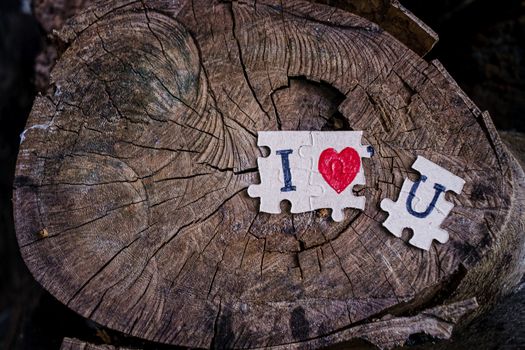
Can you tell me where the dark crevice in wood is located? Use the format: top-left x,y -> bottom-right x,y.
270,85 -> 284,130
477,113 -> 507,172
210,298 -> 223,350
259,0 -> 384,33
377,263 -> 469,319
228,2 -> 272,121
322,111 -> 353,131
65,229 -> 146,306
21,199 -> 148,248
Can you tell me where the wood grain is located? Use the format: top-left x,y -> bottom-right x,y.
61,338 -> 131,350
311,0 -> 438,56
14,0 -> 524,348
32,0 -> 437,92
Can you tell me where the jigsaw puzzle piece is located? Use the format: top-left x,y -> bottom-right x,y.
248,131 -> 321,215
379,156 -> 465,250
379,179 -> 413,237
300,131 -> 373,222
247,158 -> 283,213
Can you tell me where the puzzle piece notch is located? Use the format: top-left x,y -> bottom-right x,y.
380,156 -> 465,250
300,131 -> 373,222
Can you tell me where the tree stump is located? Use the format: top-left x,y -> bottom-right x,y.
14,0 -> 525,349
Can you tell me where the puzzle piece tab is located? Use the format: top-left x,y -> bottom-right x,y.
380,156 -> 465,250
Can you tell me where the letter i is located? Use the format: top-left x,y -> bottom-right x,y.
276,149 -> 296,192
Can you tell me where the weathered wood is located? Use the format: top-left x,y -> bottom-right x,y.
32,0 -> 437,92
61,338 -> 131,350
33,0 -> 93,92
407,283 -> 525,350
400,132 -> 525,350
14,0 -> 524,349
275,298 -> 479,349
312,0 -> 438,56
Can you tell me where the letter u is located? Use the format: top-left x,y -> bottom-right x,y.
406,176 -> 446,218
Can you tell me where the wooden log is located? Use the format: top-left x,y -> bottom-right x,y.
14,0 -> 525,349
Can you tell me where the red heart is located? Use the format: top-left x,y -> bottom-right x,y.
318,147 -> 361,194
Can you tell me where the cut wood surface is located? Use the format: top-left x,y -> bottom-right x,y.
32,0 -> 437,92
14,0 -> 524,349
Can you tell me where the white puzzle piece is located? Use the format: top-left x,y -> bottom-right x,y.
247,131 -> 323,214
300,131 -> 372,221
380,156 -> 465,250
247,131 -> 372,221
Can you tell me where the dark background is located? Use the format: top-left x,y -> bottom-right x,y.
0,0 -> 523,349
